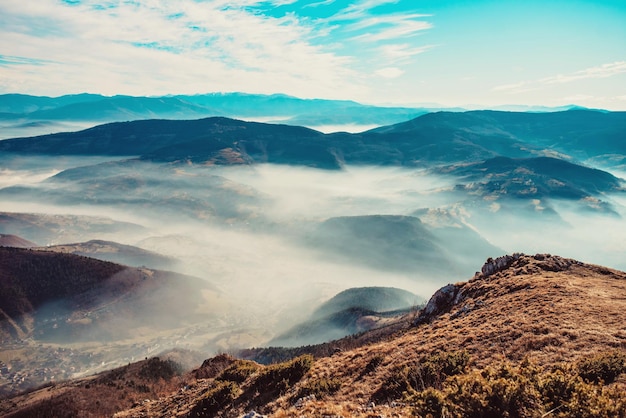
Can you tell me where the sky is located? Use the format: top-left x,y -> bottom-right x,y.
1,0 -> 625,109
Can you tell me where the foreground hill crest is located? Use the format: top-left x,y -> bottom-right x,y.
5,253 -> 624,417
418,253 -> 594,323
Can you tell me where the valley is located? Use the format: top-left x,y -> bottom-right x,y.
0,107 -> 625,416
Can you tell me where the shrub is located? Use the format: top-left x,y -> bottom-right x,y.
297,377 -> 342,399
538,365 -> 579,412
412,387 -> 450,418
418,350 -> 470,390
577,351 -> 626,384
372,350 -> 469,402
255,354 -> 314,394
217,360 -> 260,383
188,381 -> 239,417
443,363 -> 542,418
138,357 -> 183,381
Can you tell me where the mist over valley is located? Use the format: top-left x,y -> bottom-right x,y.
1,108 -> 625,403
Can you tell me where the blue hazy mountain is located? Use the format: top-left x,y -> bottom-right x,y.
2,109 -> 625,167
1,110 -> 623,214
0,92 -> 430,127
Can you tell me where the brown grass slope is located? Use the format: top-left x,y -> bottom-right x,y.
4,253 -> 626,417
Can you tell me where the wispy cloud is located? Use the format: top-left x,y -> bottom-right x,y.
543,61 -> 626,84
350,17 -> 432,42
0,55 -> 52,67
375,67 -> 404,79
0,0 -> 361,98
379,43 -> 432,62
304,0 -> 336,7
494,61 -> 626,93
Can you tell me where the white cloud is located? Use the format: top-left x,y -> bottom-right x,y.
375,67 -> 404,78
493,61 -> 626,94
542,61 -> 626,84
0,0 -> 362,98
379,43 -> 432,62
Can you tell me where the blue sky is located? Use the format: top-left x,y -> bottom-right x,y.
0,0 -> 625,109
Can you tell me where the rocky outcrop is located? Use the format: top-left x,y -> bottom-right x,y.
416,253 -> 582,325
476,253 -> 524,279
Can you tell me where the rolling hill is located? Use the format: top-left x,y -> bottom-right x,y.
308,214 -> 502,277
0,212 -> 147,245
269,287 -> 422,347
0,234 -> 38,248
1,110 -> 625,168
0,247 -> 221,344
36,239 -> 180,271
2,253 -> 624,417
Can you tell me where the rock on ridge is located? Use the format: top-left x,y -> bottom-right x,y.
477,253 -> 524,278
416,253 -> 581,325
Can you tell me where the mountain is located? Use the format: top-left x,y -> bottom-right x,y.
309,215 -> 451,273
0,161 -> 266,223
269,287 -> 422,347
36,240 -> 180,270
3,254 -> 625,417
436,156 -> 625,213
2,110 -> 625,170
0,211 -> 147,245
367,109 -> 626,163
0,234 -> 38,248
308,214 -> 503,277
0,246 -> 226,396
0,93 -> 430,131
0,117 -> 341,168
0,93 -> 104,114
0,247 -> 220,343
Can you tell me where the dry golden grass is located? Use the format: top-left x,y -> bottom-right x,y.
4,254 -> 626,417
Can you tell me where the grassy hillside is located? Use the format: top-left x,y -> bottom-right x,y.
3,253 -> 624,417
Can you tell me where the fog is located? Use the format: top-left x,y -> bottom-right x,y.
1,155 -> 626,384
0,121 -> 100,140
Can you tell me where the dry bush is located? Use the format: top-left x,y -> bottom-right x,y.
577,350 -> 626,384
296,377 -> 342,399
188,381 -> 240,417
216,360 -> 261,383
372,350 -> 469,402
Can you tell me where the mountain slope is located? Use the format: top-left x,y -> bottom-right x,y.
4,254 -> 625,417
0,234 -> 38,248
0,211 -> 147,245
37,239 -> 179,270
437,156 -> 625,214
0,247 -> 220,343
309,215 -> 451,273
2,110 -> 625,169
269,287 -> 421,347
367,109 -> 626,162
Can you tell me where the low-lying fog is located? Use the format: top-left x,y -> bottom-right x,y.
1,156 -> 625,367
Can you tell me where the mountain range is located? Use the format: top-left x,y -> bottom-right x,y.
0,93 -> 434,139
1,101 -> 626,417
1,109 -> 623,217
2,109 -> 625,167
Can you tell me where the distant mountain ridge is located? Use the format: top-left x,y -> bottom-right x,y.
0,93 -> 430,128
1,110 -> 624,214
2,109 -> 625,168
